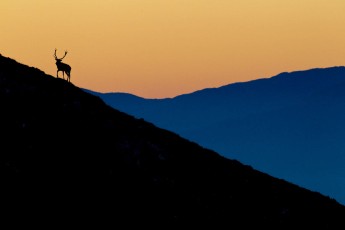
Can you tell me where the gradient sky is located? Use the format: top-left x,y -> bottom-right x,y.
2,0 -> 345,98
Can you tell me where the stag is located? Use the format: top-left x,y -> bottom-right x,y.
54,49 -> 71,82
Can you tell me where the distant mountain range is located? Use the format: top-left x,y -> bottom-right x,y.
86,66 -> 345,206
1,54 -> 345,227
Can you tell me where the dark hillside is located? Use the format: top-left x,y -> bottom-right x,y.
0,54 -> 344,228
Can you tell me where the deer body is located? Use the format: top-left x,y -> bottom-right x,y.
54,49 -> 71,82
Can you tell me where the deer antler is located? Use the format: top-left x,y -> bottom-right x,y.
61,50 -> 68,60
54,49 -> 68,60
53,48 -> 57,59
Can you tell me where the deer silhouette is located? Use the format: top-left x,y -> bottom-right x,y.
54,49 -> 71,82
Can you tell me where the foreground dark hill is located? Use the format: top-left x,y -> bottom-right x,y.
1,54 -> 345,228
89,67 -> 345,205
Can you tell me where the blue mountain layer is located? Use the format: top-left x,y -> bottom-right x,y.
86,66 -> 345,205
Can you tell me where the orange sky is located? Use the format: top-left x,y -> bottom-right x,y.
2,0 -> 345,98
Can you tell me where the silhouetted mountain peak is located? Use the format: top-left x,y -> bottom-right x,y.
181,66 -> 345,100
